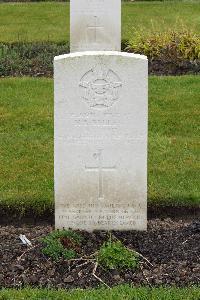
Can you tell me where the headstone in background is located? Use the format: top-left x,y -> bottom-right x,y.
54,52 -> 148,231
70,0 -> 121,52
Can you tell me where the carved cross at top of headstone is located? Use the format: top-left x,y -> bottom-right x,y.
85,149 -> 116,200
87,16 -> 104,43
70,0 -> 121,52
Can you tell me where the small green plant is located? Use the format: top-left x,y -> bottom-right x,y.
41,229 -> 82,261
97,240 -> 139,270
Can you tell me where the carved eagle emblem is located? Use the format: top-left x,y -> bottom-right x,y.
79,64 -> 122,109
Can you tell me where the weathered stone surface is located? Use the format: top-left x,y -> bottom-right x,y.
70,0 -> 121,52
54,51 -> 148,231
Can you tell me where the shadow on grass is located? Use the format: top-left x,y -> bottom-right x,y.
0,197 -> 199,225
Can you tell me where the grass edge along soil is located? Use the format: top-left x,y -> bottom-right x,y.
0,286 -> 200,300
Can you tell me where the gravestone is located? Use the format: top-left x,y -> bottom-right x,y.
54,51 -> 148,231
70,0 -> 121,52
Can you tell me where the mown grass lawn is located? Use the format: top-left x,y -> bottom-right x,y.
148,76 -> 199,206
0,76 -> 199,215
0,78 -> 54,215
0,1 -> 200,43
0,286 -> 200,300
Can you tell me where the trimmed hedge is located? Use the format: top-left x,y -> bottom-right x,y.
0,40 -> 199,77
127,29 -> 200,75
127,29 -> 200,61
0,42 -> 69,77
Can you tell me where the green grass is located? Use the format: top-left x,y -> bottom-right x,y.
0,286 -> 200,300
0,78 -> 54,215
148,76 -> 199,206
0,76 -> 199,216
0,2 -> 200,43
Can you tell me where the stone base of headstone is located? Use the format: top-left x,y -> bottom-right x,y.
54,51 -> 148,231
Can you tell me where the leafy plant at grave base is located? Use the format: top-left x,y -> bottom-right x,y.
97,240 -> 139,270
41,230 -> 82,261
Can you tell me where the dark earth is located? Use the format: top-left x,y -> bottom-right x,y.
0,218 -> 199,289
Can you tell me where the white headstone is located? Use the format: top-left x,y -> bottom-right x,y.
54,51 -> 148,231
70,0 -> 121,52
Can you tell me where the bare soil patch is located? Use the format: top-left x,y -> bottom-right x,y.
0,218 -> 199,289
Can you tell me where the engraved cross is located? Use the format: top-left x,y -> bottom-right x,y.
87,16 -> 104,42
85,149 -> 116,200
